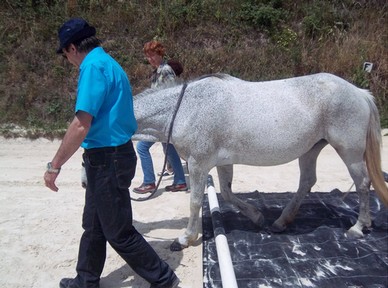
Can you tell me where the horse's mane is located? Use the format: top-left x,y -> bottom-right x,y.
134,73 -> 230,99
193,73 -> 230,82
134,81 -> 182,98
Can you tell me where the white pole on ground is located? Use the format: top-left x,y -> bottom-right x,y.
207,175 -> 238,288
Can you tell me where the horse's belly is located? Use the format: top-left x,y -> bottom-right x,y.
215,140 -> 316,166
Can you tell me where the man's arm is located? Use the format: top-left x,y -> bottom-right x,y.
44,111 -> 92,192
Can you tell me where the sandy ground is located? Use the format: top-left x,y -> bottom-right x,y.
0,130 -> 387,288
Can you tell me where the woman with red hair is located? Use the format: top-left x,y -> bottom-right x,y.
133,40 -> 188,194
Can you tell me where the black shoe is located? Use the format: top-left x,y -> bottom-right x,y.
59,278 -> 81,288
60,277 -> 99,288
150,276 -> 180,288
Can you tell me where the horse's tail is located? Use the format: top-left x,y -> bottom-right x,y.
364,90 -> 388,206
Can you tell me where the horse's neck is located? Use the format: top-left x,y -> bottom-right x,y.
133,87 -> 178,142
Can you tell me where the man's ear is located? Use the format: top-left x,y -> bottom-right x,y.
63,44 -> 74,54
68,43 -> 77,53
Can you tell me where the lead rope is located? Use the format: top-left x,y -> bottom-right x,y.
131,82 -> 189,202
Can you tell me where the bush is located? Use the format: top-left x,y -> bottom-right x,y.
301,1 -> 350,40
239,2 -> 285,32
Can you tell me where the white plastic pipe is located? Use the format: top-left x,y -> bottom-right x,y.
207,175 -> 238,288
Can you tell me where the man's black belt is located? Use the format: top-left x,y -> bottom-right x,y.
84,140 -> 132,154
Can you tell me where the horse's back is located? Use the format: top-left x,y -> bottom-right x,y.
198,73 -> 373,130
177,73 -> 375,166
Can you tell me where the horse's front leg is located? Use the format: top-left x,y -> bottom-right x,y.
217,165 -> 264,227
170,162 -> 208,251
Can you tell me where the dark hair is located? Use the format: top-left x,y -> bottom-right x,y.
168,59 -> 184,76
65,36 -> 101,54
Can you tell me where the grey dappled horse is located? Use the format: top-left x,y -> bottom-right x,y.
133,73 -> 388,251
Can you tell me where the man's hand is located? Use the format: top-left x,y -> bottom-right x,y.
44,171 -> 60,192
43,111 -> 92,192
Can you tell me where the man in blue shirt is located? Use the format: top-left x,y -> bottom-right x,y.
44,18 -> 179,288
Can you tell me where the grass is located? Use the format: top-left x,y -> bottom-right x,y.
0,0 -> 387,138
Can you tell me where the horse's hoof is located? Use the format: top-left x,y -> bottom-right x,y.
253,214 -> 265,228
346,226 -> 364,238
170,239 -> 187,251
270,221 -> 286,233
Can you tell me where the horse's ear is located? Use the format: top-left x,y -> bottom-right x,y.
168,59 -> 183,76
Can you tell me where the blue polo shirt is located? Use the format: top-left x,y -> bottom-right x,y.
76,47 -> 137,149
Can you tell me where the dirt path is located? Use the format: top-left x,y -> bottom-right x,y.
0,130 -> 387,287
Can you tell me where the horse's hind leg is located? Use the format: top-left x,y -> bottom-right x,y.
272,140 -> 328,232
338,150 -> 371,237
217,165 -> 265,227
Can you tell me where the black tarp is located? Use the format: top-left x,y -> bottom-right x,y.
202,190 -> 388,288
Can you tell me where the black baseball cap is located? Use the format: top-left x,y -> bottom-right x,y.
56,18 -> 96,54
